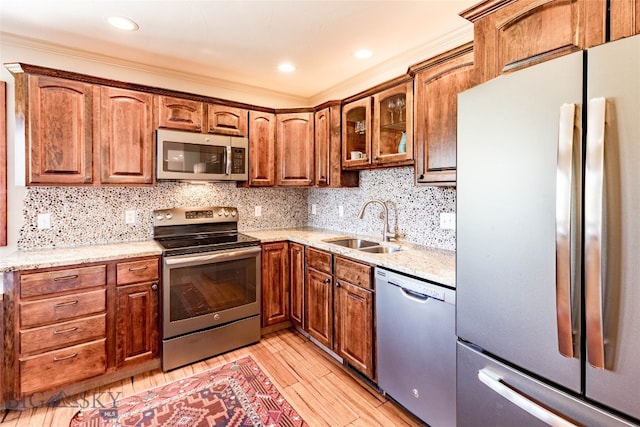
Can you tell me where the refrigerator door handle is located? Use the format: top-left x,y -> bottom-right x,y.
584,97 -> 607,369
478,369 -> 579,427
555,103 -> 577,358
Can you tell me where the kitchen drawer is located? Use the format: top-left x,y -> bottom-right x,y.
20,264 -> 107,298
334,256 -> 372,290
20,289 -> 106,328
306,247 -> 332,274
20,313 -> 106,355
116,257 -> 159,286
19,338 -> 106,395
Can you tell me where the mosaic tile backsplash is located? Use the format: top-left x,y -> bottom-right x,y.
19,182 -> 308,250
308,167 -> 456,250
19,167 -> 455,251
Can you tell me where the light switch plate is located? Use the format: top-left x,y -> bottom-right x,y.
312,204 -> 317,215
338,205 -> 344,217
254,206 -> 262,217
37,213 -> 51,229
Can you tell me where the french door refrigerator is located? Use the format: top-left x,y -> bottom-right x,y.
456,34 -> 640,426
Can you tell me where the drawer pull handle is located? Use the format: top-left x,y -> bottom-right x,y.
53,274 -> 79,282
53,353 -> 78,362
53,327 -> 78,335
128,265 -> 149,272
54,300 -> 79,308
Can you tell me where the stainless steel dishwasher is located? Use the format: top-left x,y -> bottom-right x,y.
376,267 -> 456,427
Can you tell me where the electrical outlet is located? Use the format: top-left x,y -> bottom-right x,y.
312,204 -> 317,215
440,212 -> 456,230
338,205 -> 344,217
254,206 -> 262,217
37,213 -> 51,230
125,210 -> 136,224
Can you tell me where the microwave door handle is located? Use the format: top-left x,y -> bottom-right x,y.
226,145 -> 232,175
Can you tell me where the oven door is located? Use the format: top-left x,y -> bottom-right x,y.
162,246 -> 261,339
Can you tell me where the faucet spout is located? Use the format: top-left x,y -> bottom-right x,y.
357,199 -> 390,241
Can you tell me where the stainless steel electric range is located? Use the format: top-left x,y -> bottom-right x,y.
153,206 -> 261,371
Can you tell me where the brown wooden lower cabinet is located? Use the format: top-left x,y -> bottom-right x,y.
302,246 -> 375,380
2,255 -> 161,408
261,241 -> 290,327
334,278 -> 374,379
289,242 -> 305,328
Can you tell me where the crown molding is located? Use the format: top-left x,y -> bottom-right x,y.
309,25 -> 474,105
0,32 -> 307,107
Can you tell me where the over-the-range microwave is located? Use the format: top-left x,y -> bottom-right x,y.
156,129 -> 248,181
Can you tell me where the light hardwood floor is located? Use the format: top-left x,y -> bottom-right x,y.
0,328 -> 425,426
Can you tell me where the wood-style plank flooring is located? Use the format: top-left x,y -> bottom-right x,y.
0,328 -> 425,426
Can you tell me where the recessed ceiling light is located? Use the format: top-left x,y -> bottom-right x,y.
354,49 -> 373,59
278,62 -> 295,73
108,16 -> 139,31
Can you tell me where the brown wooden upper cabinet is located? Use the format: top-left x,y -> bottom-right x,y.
157,95 -> 204,132
342,81 -> 413,170
412,43 -> 475,186
461,0 -> 608,83
10,66 -> 155,186
97,87 -> 154,185
158,95 -> 249,137
314,105 -> 358,188
248,110 -> 276,186
610,0 -> 640,41
276,112 -> 314,186
20,74 -> 94,185
207,104 -> 248,136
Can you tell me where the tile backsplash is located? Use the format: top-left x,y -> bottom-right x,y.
19,167 -> 455,251
309,167 -> 456,250
19,182 -> 308,250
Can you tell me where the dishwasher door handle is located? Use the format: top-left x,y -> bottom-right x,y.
400,288 -> 431,302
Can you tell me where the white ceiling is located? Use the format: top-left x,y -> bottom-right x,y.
0,0 -> 477,102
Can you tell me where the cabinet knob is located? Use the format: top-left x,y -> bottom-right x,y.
419,174 -> 424,180
151,283 -> 158,291
335,282 -> 341,288
323,278 -> 331,284
210,127 -> 215,132
195,124 -> 201,130
84,176 -> 91,182
373,156 -> 378,161
145,176 -> 151,183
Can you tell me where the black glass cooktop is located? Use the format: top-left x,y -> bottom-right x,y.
156,232 -> 260,256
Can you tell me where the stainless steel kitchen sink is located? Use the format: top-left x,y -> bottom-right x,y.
359,245 -> 402,254
323,237 -> 402,254
323,238 -> 379,249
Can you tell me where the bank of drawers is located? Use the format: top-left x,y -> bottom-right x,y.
17,264 -> 107,394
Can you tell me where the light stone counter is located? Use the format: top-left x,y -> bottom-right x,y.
0,240 -> 163,273
245,227 -> 456,288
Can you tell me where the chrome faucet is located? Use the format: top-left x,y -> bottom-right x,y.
357,199 -> 391,241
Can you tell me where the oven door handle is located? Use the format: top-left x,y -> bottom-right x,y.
164,246 -> 261,267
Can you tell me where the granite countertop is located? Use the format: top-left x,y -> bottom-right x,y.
245,228 -> 456,288
0,228 -> 455,288
0,240 -> 164,273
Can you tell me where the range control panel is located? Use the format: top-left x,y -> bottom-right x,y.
153,206 -> 238,226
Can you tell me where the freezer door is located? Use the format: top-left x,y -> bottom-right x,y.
584,34 -> 640,420
457,342 -> 638,427
457,51 -> 583,392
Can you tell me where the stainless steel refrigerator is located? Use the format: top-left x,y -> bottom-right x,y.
456,34 -> 640,426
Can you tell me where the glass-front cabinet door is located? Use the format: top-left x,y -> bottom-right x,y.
372,82 -> 413,165
341,97 -> 371,168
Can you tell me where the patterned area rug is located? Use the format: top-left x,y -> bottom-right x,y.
69,356 -> 308,427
